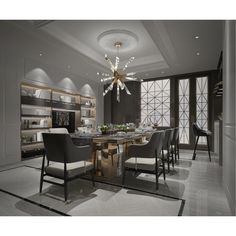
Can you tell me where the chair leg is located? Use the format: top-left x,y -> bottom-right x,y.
39,154 -> 45,193
171,150 -> 174,168
174,145 -> 177,163
155,168 -> 159,190
167,153 -> 170,173
207,136 -> 211,162
64,180 -> 68,202
192,136 -> 199,160
122,168 -> 126,186
177,141 -> 180,160
162,158 -> 166,181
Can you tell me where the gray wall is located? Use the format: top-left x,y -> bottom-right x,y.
0,21 -> 104,166
223,20 -> 236,215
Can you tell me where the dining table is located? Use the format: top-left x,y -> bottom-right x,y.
70,130 -> 155,177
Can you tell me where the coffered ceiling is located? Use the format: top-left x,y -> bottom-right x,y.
14,20 -> 223,82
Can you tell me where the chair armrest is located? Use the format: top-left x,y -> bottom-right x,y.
128,143 -> 154,158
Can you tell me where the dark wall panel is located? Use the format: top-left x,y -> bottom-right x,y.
104,81 -> 140,125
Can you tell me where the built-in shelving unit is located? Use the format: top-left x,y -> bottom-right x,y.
80,96 -> 96,129
20,83 -> 96,159
21,84 -> 52,159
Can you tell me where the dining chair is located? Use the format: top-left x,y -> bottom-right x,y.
171,127 -> 180,162
40,133 -> 95,202
161,128 -> 175,173
122,131 -> 165,190
192,123 -> 212,161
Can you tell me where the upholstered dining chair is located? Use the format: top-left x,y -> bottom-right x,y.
122,131 -> 165,190
192,123 -> 212,161
171,127 -> 180,162
40,133 -> 95,202
161,128 -> 175,172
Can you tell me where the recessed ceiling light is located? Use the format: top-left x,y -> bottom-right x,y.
39,53 -> 43,57
161,71 -> 165,74
97,72 -> 100,75
195,35 -> 199,39
196,52 -> 200,56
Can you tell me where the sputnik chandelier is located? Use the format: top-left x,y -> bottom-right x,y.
100,42 -> 138,102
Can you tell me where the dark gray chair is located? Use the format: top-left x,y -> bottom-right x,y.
192,123 -> 212,161
40,133 -> 95,202
161,128 -> 175,172
171,127 -> 180,162
122,131 -> 165,190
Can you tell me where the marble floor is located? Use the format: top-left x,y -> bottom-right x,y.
0,149 -> 232,216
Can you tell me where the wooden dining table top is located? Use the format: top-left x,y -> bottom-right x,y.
71,130 -> 154,145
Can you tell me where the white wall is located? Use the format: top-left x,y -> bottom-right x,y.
223,20 -> 236,215
0,21 -> 104,166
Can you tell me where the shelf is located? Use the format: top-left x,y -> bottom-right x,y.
81,116 -> 96,119
21,96 -> 51,107
21,114 -> 51,118
21,128 -> 50,131
81,106 -> 96,109
51,100 -> 80,110
22,141 -> 43,146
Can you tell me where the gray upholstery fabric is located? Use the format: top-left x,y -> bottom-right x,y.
125,157 -> 161,171
192,123 -> 212,137
127,131 -> 162,158
171,128 -> 179,145
42,133 -> 92,163
125,131 -> 164,170
45,161 -> 93,178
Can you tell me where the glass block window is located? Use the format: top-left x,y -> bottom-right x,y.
141,79 -> 170,126
196,76 -> 208,144
178,79 -> 190,144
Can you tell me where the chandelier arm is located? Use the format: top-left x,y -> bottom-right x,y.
105,54 -> 115,72
101,77 -> 113,82
114,56 -> 120,70
103,80 -> 115,96
117,79 -> 125,90
117,82 -> 120,102
125,77 -> 138,81
122,56 -> 135,71
123,84 -> 132,95
126,72 -> 136,76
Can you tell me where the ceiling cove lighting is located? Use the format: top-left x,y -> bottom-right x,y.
100,41 -> 138,102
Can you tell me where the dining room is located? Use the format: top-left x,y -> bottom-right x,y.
0,12 -> 235,221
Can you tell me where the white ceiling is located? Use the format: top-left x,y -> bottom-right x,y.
14,20 -> 223,82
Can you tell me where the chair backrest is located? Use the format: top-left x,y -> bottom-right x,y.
42,133 -> 73,163
128,131 -> 160,158
192,123 -> 201,136
144,131 -> 160,155
171,127 -> 179,145
49,128 -> 69,134
155,131 -> 165,156
162,129 -> 173,150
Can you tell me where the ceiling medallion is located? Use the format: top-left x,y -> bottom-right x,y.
99,40 -> 138,102
97,29 -> 139,53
